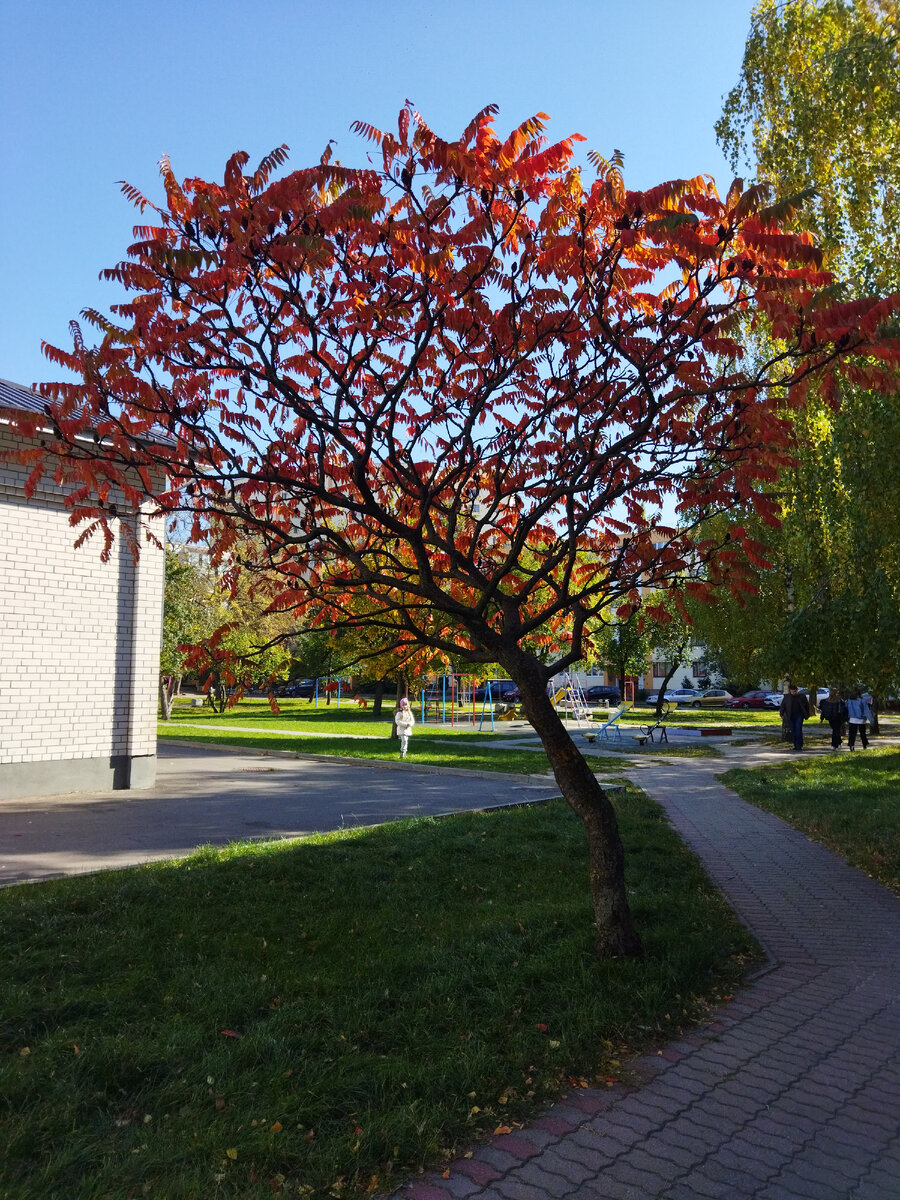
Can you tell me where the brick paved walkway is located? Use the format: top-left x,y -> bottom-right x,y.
391,748 -> 900,1199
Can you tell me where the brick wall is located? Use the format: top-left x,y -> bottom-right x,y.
0,426 -> 164,792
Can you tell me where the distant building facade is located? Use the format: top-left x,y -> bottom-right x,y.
0,378 -> 165,799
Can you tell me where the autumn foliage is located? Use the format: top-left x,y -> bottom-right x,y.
19,105 -> 900,954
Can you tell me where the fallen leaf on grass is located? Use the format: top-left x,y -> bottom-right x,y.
226,1148 -> 238,1160
493,1125 -> 512,1136
270,1121 -> 283,1132
221,1029 -> 241,1038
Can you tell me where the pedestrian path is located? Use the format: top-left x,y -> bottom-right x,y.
391,746 -> 900,1199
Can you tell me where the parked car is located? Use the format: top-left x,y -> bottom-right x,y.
279,678 -> 317,698
645,688 -> 699,706
684,688 -> 734,708
473,680 -> 521,703
584,684 -> 621,704
726,690 -> 770,710
764,687 -> 831,708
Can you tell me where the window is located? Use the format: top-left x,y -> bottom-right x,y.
651,661 -> 669,678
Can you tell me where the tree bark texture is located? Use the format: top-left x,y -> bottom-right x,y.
159,677 -> 175,720
655,661 -> 682,718
512,666 -> 642,958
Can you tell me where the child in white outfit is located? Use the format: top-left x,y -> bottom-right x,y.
394,697 -> 415,758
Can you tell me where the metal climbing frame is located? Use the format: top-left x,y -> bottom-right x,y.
417,674 -> 497,732
554,673 -> 592,729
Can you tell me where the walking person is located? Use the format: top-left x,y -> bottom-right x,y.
819,689 -> 848,750
846,690 -> 873,750
780,684 -> 810,751
394,696 -> 415,759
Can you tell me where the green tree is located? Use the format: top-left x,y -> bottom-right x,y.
167,551 -> 293,713
718,0 -> 900,294
716,0 -> 900,714
594,611 -> 652,699
160,548 -> 217,718
643,593 -> 697,715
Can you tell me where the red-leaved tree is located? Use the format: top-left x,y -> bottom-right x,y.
18,106 -> 900,955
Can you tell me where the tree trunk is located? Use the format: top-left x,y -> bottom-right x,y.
871,696 -> 880,736
159,676 -> 175,720
390,676 -> 406,741
511,663 -> 642,958
208,680 -> 229,714
372,679 -> 384,719
655,661 -> 681,718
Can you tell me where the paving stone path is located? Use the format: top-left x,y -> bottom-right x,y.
392,746 -> 900,1200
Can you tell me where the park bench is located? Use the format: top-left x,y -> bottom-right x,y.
631,702 -> 671,746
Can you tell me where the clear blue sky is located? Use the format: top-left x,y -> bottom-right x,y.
0,0 -> 757,390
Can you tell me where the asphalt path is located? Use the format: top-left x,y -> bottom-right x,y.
0,741 -> 557,886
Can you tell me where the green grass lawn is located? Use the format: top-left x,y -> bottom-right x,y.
164,695 -> 778,734
160,725 -> 558,776
622,706 -> 774,728
159,721 -> 723,773
164,697 -> 516,740
722,748 -> 900,894
0,791 -> 757,1200
158,697 -> 762,776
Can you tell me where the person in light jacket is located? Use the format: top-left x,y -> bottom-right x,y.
846,690 -> 872,750
394,696 -> 415,758
819,689 -> 848,751
780,685 -> 810,751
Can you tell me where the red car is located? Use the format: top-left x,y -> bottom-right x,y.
726,690 -> 770,709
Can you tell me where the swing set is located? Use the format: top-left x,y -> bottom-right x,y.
416,674 -> 518,733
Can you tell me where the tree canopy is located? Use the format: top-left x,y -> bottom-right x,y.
714,1 -> 900,700
18,105 -> 900,954
718,0 -> 900,295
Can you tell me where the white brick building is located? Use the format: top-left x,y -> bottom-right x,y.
0,378 -> 165,798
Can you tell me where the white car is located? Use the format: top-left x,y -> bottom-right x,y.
765,687 -> 831,708
645,688 -> 699,705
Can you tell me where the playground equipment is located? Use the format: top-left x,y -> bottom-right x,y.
308,678 -> 347,707
417,674 -> 501,732
582,702 -> 632,743
553,674 -> 592,727
633,701 -> 671,745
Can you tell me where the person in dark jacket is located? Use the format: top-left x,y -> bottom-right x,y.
819,689 -> 848,750
780,685 -> 810,750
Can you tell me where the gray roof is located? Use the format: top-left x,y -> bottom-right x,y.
0,376 -> 175,447
0,377 -> 51,416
